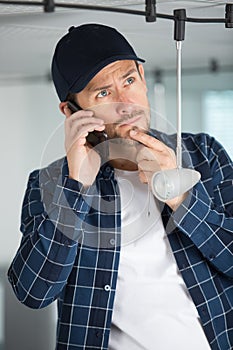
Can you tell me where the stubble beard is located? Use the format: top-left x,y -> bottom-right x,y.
104,109 -> 150,142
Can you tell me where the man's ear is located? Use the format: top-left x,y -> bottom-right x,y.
138,64 -> 148,94
59,102 -> 73,118
138,64 -> 146,85
59,102 -> 67,115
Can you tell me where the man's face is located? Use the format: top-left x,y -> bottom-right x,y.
76,60 -> 150,139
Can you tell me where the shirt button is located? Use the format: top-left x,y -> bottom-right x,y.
105,166 -> 111,173
209,254 -> 215,260
109,238 -> 115,246
104,284 -> 111,292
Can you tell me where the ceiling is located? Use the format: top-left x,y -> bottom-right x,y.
0,0 -> 233,83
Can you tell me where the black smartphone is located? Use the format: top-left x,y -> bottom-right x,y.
67,101 -> 108,147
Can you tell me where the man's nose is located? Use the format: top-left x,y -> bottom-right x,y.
115,102 -> 135,115
114,91 -> 134,115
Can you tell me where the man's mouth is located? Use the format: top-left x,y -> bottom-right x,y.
103,109 -> 148,141
118,110 -> 144,127
119,116 -> 141,128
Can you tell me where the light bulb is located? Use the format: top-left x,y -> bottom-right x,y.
151,168 -> 201,202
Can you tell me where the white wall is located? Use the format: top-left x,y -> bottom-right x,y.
0,81 -> 61,350
147,71 -> 233,134
0,82 -> 62,265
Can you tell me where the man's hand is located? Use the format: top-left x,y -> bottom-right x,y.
130,129 -> 187,210
64,105 -> 105,187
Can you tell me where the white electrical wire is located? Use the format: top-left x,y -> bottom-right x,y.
176,40 -> 182,169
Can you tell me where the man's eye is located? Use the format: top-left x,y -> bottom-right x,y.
126,77 -> 135,85
97,90 -> 108,98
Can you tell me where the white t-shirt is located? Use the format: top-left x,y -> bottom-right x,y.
108,169 -> 210,350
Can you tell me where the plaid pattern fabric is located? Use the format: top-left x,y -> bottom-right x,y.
8,131 -> 233,350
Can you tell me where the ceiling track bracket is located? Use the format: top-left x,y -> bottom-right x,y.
145,0 -> 156,22
225,4 -> 233,28
44,0 -> 54,12
0,1 -> 232,28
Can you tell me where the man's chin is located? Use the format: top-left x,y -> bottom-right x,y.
108,129 -> 135,145
116,124 -> 148,139
108,138 -> 139,147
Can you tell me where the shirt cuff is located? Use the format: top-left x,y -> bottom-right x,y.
46,175 -> 97,242
171,182 -> 212,243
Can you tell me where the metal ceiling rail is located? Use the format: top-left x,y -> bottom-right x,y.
0,0 -> 232,27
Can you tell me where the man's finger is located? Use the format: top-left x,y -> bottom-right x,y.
136,147 -> 158,163
130,129 -> 164,151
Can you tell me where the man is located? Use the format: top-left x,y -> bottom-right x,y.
8,24 -> 233,350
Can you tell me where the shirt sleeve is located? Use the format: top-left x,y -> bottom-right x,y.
171,134 -> 233,278
7,164 -> 93,309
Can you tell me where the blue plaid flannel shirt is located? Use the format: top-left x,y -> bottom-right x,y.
8,131 -> 233,349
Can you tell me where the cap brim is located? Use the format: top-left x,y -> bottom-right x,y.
69,55 -> 145,96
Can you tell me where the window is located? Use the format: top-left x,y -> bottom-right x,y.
203,90 -> 233,159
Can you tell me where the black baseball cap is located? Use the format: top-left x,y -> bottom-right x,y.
51,23 -> 145,101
